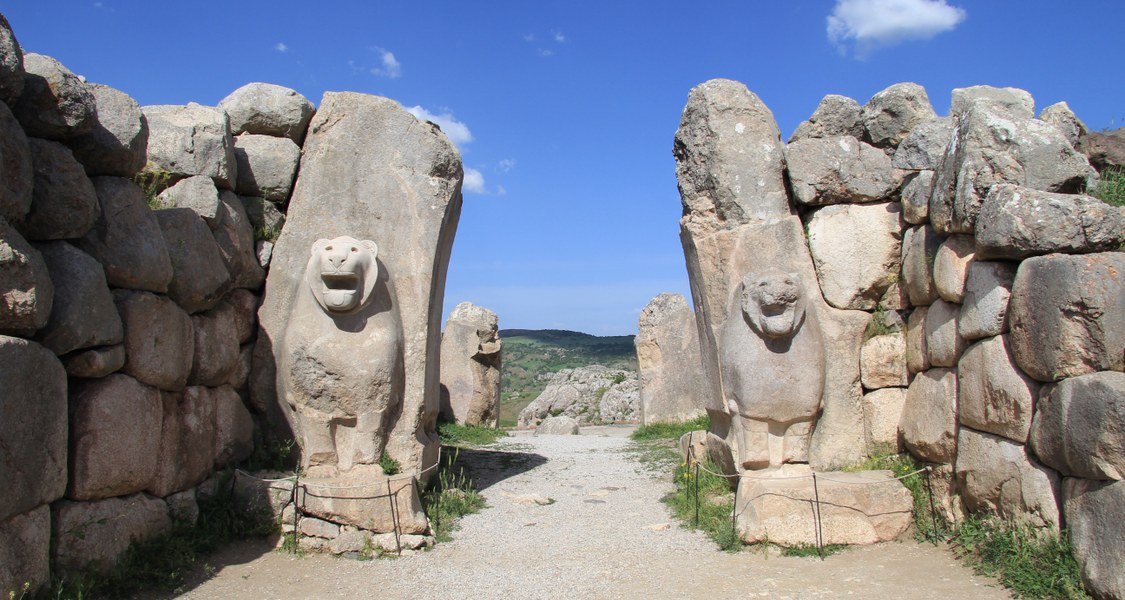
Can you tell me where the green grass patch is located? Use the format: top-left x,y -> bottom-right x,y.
436,421 -> 508,447
780,543 -> 847,558
1087,166 -> 1125,207
951,516 -> 1088,600
630,414 -> 710,442
663,460 -> 740,552
133,167 -> 172,211
379,452 -> 401,475
422,448 -> 486,543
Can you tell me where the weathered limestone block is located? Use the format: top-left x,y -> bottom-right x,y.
0,337 -> 67,522
950,86 -> 1034,120
932,235 -> 975,303
439,301 -> 501,427
300,473 -> 429,534
114,290 -> 194,390
1008,253 -> 1125,382
33,241 -> 122,356
219,82 -> 316,144
929,101 -> 1096,235
925,300 -> 965,368
959,261 -> 1016,341
1031,372 -> 1125,480
233,133 -> 300,202
22,138 -> 98,240
189,304 -> 240,386
142,103 -> 237,189
69,374 -> 163,500
807,201 -> 903,309
149,387 -> 215,497
1078,127 -> 1125,172
215,190 -> 265,290
213,385 -> 254,468
52,494 -> 171,576
78,176 -> 173,292
958,335 -> 1040,443
634,293 -> 707,425
861,82 -> 938,149
156,207 -> 231,313
901,224 -> 942,306
735,465 -> 913,545
901,170 -> 933,225
0,506 -> 49,598
64,82 -> 148,176
222,288 -> 258,344
1039,102 -> 1087,148
673,79 -> 790,226
722,269 -> 824,469
861,333 -> 907,389
535,415 -> 580,435
956,427 -> 1060,527
0,218 -> 52,333
298,516 -> 340,539
863,387 -> 906,453
62,344 -> 125,378
788,94 -> 864,142
892,117 -> 953,170
788,136 -> 903,206
0,101 -> 33,223
905,306 -> 930,374
976,184 -> 1125,260
12,54 -> 94,139
255,92 -> 462,480
901,368 -> 958,464
241,195 -> 285,234
879,280 -> 910,311
0,14 -> 23,105
157,174 -> 222,227
1064,479 -> 1125,600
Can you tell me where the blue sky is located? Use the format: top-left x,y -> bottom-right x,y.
6,1 -> 1123,335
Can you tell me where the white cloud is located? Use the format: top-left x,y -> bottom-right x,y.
404,106 -> 473,146
498,158 -> 516,173
522,33 -> 536,42
537,48 -> 554,58
827,0 -> 966,58
463,167 -> 486,195
370,47 -> 401,78
275,42 -> 289,53
553,31 -> 566,43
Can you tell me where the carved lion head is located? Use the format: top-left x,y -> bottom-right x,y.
305,236 -> 380,314
740,268 -> 807,339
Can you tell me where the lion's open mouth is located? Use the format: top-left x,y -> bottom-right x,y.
759,302 -> 796,337
321,272 -> 360,310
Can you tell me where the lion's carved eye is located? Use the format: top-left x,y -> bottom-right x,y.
325,246 -> 333,252
351,247 -> 358,252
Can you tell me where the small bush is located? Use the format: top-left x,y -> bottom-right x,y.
1087,166 -> 1125,207
951,516 -> 1088,600
422,448 -> 486,543
630,414 -> 710,442
379,452 -> 401,475
436,421 -> 508,447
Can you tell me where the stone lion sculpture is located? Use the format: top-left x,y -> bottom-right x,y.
720,268 -> 825,470
279,236 -> 405,478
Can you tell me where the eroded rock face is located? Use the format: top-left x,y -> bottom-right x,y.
232,133 -> 300,202
155,207 -> 231,313
0,14 -> 24,105
219,82 -> 316,144
52,494 -> 171,576
861,82 -> 937,149
13,54 -> 95,140
956,427 -> 1060,528
806,201 -> 903,310
635,293 -> 708,425
901,368 -> 958,464
958,335 -> 1039,443
787,136 -> 902,206
64,83 -> 148,177
78,177 -> 173,293
788,94 -> 864,143
33,241 -> 122,356
438,301 -> 501,427
22,138 -> 98,240
0,218 -> 53,333
142,103 -> 237,189
1031,372 -> 1125,480
113,290 -> 193,391
975,184 -> 1125,260
517,366 -> 639,427
1064,479 -> 1125,600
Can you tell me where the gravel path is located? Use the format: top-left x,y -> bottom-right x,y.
167,426 -> 1011,599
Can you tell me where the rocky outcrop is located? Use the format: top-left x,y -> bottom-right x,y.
439,301 -> 502,427
634,293 -> 707,425
517,366 -> 639,427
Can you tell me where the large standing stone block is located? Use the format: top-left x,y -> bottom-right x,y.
155,207 -> 231,313
863,387 -> 907,453
976,184 -> 1125,260
925,299 -> 965,368
0,101 -> 33,224
959,261 -> 1016,341
64,82 -> 148,177
958,335 -> 1040,443
439,301 -> 502,427
787,136 -> 902,206
12,54 -> 95,140
233,133 -> 300,202
932,235 -> 975,303
214,190 -> 265,290
901,170 -> 933,225
213,385 -> 254,468
0,14 -> 24,106
78,176 -> 173,293
300,473 -> 429,534
901,368 -> 958,464
892,117 -> 953,170
901,224 -> 942,306
222,287 -> 259,344
218,82 -> 316,144
149,387 -> 216,497
52,494 -> 171,576
189,304 -> 240,386
33,241 -> 122,356
114,290 -> 194,390
0,506 -> 49,598
1008,252 -> 1125,382
1064,479 -> 1125,600
861,82 -> 938,149
157,174 -> 222,227
69,374 -> 163,500
634,293 -> 708,425
956,427 -> 1060,528
0,218 -> 53,333
1030,372 -> 1125,480
860,332 -> 907,389
905,306 -> 929,374
22,138 -> 98,240
142,103 -> 237,189
0,337 -> 67,522
806,202 -> 903,310
788,94 -> 864,143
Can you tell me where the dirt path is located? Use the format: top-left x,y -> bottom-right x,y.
162,426 -> 1011,599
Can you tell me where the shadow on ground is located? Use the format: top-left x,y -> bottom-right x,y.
442,445 -> 548,491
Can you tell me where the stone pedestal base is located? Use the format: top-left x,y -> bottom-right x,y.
299,470 -> 429,535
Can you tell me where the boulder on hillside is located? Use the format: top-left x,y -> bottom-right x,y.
77,176 -> 173,293
142,103 -> 237,189
788,94 -> 864,143
218,82 -> 316,144
22,138 -> 98,240
975,184 -> 1125,260
12,53 -> 95,139
861,82 -> 937,149
517,365 -> 639,427
64,82 -> 148,176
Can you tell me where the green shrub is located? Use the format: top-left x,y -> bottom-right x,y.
379,452 -> 401,475
436,421 -> 508,447
951,516 -> 1088,600
1087,166 -> 1125,207
630,414 -> 710,442
133,167 -> 172,211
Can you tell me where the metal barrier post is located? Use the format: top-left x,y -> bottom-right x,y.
924,466 -> 939,544
387,479 -> 402,555
811,473 -> 824,560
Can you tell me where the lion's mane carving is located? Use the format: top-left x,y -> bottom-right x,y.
305,236 -> 380,314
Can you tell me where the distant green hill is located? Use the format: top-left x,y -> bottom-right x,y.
499,329 -> 637,427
